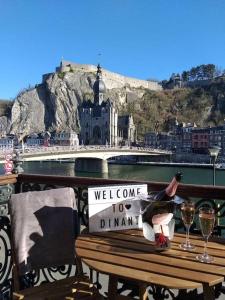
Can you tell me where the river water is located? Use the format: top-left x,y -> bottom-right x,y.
14,161 -> 225,186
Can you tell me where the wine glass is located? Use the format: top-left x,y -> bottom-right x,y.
180,201 -> 195,250
196,207 -> 215,263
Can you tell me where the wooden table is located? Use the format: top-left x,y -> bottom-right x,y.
75,229 -> 225,300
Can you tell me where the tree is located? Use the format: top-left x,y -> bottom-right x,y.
182,71 -> 189,82
203,64 -> 216,79
189,67 -> 198,81
179,64 -> 218,82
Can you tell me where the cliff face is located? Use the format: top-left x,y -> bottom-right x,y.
9,61 -> 225,139
8,63 -> 161,136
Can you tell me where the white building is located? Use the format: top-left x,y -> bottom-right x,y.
54,131 -> 79,146
0,136 -> 14,151
26,133 -> 43,147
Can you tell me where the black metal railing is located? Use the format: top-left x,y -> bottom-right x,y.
1,173 -> 225,299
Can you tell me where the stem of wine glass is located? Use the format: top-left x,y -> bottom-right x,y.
186,225 -> 190,246
203,237 -> 209,257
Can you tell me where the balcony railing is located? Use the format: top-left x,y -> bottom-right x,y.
1,173 -> 225,299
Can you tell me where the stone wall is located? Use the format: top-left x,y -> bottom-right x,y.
146,153 -> 211,163
57,60 -> 162,91
173,153 -> 210,163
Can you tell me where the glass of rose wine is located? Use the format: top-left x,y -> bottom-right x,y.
180,201 -> 195,250
196,207 -> 215,263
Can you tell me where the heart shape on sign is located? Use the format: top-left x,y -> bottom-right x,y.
125,204 -> 131,210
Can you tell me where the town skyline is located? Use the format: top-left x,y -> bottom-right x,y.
0,0 -> 225,99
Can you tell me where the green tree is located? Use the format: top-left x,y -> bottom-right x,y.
181,71 -> 189,82
203,64 -> 216,79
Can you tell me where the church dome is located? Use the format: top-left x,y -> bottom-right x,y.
93,64 -> 106,94
93,78 -> 106,94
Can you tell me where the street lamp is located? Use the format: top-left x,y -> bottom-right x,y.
208,145 -> 220,186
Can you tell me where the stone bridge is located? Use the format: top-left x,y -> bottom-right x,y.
0,146 -> 171,173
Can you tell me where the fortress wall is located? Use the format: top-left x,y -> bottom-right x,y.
60,61 -> 96,73
58,61 -> 162,91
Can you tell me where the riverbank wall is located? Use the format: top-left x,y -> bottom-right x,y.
139,153 -> 211,163
173,153 -> 210,163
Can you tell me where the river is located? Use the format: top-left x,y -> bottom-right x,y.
9,160 -> 225,186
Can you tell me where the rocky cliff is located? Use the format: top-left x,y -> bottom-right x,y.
2,61 -> 224,139
5,61 -> 162,137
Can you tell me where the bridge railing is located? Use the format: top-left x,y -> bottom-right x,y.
0,145 -> 172,159
21,145 -> 171,152
1,173 -> 223,298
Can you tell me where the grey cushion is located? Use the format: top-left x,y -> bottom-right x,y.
9,187 -> 78,275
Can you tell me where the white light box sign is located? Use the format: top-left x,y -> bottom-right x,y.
88,184 -> 148,232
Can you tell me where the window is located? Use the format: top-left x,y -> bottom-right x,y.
93,126 -> 101,140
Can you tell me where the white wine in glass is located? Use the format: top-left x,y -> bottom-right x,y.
180,201 -> 195,250
196,207 -> 215,263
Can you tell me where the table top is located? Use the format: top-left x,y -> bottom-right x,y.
75,229 -> 225,291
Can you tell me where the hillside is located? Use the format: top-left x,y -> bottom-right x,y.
121,77 -> 225,137
0,62 -> 225,138
0,100 -> 13,117
7,61 -> 162,137
0,100 -> 13,134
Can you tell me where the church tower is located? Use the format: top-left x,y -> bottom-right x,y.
79,63 -> 135,147
93,64 -> 106,105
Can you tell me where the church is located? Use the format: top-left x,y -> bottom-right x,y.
79,64 -> 136,146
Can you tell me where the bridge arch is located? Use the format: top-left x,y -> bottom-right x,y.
75,157 -> 108,173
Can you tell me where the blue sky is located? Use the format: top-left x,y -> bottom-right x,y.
0,0 -> 225,99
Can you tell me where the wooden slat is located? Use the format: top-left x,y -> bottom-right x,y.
90,231 -> 225,260
13,275 -> 99,300
106,229 -> 225,251
76,245 -> 223,285
173,235 -> 225,251
77,233 -> 225,267
82,258 -> 201,290
179,234 -> 225,250
0,173 -> 18,185
76,239 -> 225,276
92,230 -> 155,245
75,228 -> 225,298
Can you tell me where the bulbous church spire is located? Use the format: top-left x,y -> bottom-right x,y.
93,64 -> 106,105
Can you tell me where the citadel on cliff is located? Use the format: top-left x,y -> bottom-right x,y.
0,60 -> 161,143
53,60 -> 162,91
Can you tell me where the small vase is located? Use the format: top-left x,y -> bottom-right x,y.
142,219 -> 175,251
153,219 -> 175,251
155,232 -> 171,250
